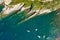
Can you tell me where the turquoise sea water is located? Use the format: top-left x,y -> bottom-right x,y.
0,7 -> 60,40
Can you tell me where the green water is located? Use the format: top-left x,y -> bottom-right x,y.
0,5 -> 4,12
0,8 -> 60,40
